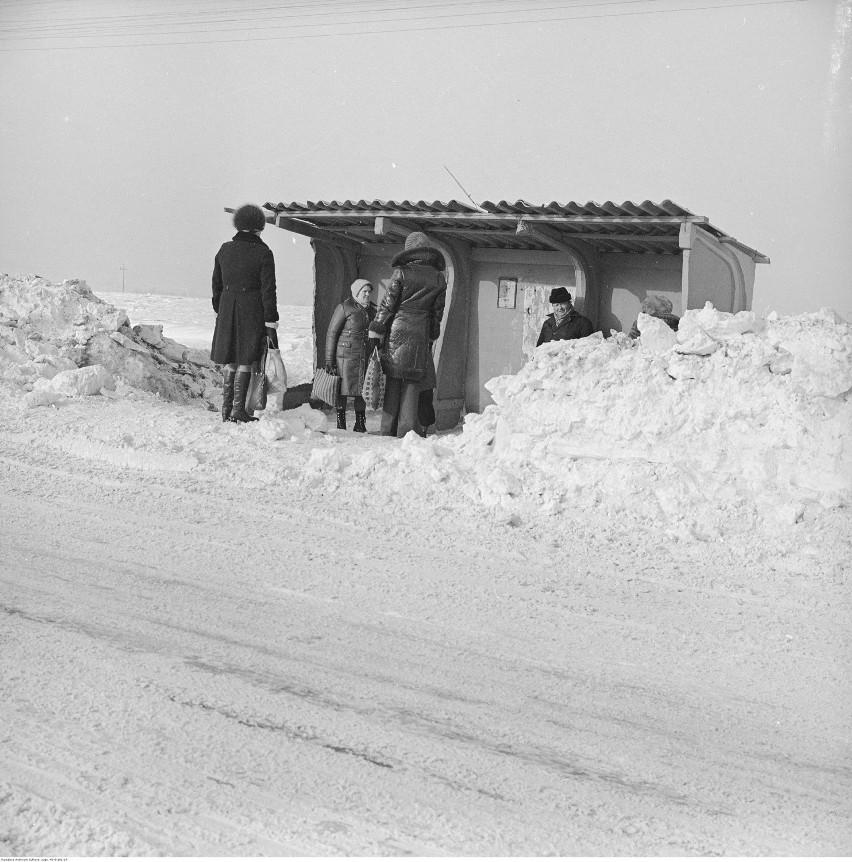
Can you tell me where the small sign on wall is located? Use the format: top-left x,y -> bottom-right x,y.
497,277 -> 517,309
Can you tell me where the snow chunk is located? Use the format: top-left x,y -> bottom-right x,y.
256,404 -> 328,440
33,364 -> 114,398
637,313 -> 677,353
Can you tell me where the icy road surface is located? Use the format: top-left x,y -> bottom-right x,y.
1,403 -> 850,856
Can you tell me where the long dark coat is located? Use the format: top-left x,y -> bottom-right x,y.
536,308 -> 594,346
370,248 -> 447,381
210,232 -> 278,366
325,297 -> 377,396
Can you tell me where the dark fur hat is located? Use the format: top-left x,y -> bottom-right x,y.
391,230 -> 445,270
404,231 -> 432,251
233,204 -> 266,232
391,246 -> 446,271
549,287 -> 572,304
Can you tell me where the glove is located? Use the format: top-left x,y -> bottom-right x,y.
324,362 -> 337,375
368,337 -> 381,354
265,327 -> 279,349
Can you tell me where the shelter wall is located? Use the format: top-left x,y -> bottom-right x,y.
308,233 -> 760,428
684,230 -> 755,313
598,254 -> 683,337
465,249 -> 583,412
311,241 -> 358,368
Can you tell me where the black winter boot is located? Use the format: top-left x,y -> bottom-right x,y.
230,370 -> 258,423
221,369 -> 235,422
336,409 -> 347,430
353,411 -> 367,433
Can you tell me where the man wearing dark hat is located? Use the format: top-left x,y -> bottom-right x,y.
535,287 -> 594,346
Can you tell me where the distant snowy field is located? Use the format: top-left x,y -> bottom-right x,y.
98,291 -> 315,385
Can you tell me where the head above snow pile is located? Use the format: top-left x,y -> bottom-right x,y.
232,204 -> 266,233
350,278 -> 373,307
641,295 -> 673,316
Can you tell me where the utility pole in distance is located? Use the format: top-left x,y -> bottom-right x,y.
120,264 -> 126,292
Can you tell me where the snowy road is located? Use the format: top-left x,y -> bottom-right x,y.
1,402 -> 850,856
0,406 -> 852,856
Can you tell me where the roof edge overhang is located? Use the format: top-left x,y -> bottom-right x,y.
224,200 -> 769,263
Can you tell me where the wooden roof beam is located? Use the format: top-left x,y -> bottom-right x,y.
374,216 -> 421,238
518,220 -> 586,252
266,212 -> 362,250
517,220 -> 680,247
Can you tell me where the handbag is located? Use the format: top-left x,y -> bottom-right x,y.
245,337 -> 269,414
311,366 -> 341,407
362,347 -> 385,412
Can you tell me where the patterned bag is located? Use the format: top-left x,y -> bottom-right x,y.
311,366 -> 341,407
362,347 -> 385,412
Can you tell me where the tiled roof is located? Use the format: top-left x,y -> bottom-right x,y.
265,199 -> 481,214
256,199 -> 767,261
478,199 -> 696,218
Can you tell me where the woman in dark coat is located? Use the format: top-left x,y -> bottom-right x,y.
368,232 -> 447,438
324,278 -> 376,432
211,204 -> 279,423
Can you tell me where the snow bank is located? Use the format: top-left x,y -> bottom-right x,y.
0,275 -> 221,409
2,276 -> 849,540
454,303 -> 851,533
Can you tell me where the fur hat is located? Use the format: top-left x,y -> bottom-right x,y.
404,231 -> 434,252
233,204 -> 266,232
549,287 -> 572,304
392,232 -> 446,270
641,295 -> 673,315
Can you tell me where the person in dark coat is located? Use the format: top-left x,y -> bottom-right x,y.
210,204 -> 279,423
368,232 -> 447,438
324,278 -> 376,432
536,287 -> 594,346
627,295 -> 680,339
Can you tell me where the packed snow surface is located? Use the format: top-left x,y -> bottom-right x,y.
1,274 -> 850,854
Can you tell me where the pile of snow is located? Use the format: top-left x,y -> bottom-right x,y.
96,292 -> 316,387
2,275 -> 849,540
450,303 -> 851,534
0,275 -> 221,409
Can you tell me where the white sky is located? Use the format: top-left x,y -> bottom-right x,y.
0,0 -> 849,315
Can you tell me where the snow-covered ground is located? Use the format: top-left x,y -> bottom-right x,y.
1,274 -> 850,855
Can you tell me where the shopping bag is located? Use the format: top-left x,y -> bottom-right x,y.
265,343 -> 287,395
245,338 -> 268,414
362,347 -> 385,412
311,366 -> 341,407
